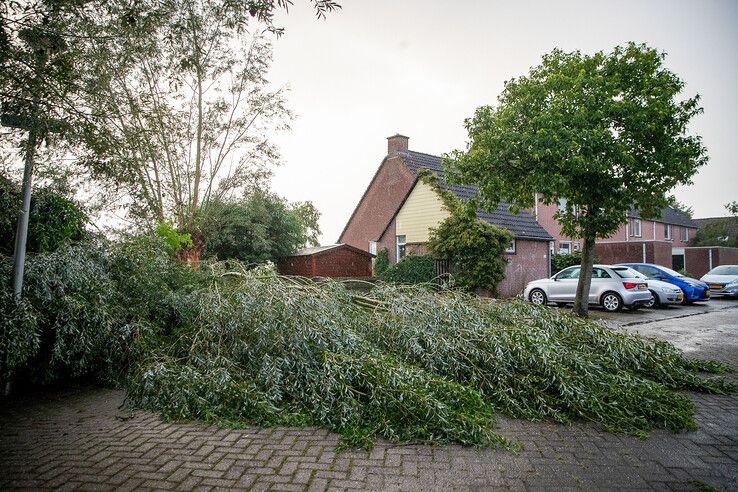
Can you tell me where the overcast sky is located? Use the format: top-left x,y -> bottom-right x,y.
266,0 -> 738,244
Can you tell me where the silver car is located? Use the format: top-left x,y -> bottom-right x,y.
524,264 -> 652,312
700,265 -> 738,298
628,269 -> 684,308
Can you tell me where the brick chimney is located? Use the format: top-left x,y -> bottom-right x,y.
387,134 -> 409,155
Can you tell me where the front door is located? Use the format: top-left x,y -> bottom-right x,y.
549,266 -> 580,302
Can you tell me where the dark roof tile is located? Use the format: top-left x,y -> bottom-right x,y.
402,151 -> 553,241
627,207 -> 697,228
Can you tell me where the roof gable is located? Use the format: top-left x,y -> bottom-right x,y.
401,150 -> 553,241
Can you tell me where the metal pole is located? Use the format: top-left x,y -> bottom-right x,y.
10,51 -> 44,303
11,129 -> 38,301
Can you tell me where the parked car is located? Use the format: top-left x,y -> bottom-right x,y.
524,265 -> 652,312
700,265 -> 738,298
617,263 -> 710,304
626,268 -> 684,308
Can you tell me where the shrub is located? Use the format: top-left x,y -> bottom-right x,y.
373,248 -> 389,276
378,254 -> 435,284
551,251 -> 604,274
428,207 -> 512,294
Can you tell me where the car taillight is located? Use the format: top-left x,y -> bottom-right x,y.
623,282 -> 639,290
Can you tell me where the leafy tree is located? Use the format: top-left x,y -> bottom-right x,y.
691,217 -> 738,247
1,0 -> 340,231
448,43 -> 707,316
420,170 -> 513,294
726,201 -> 738,216
198,192 -> 320,264
667,196 -> 693,219
0,174 -> 86,256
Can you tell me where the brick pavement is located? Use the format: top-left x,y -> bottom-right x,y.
1,308 -> 737,491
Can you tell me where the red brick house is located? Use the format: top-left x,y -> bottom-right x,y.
278,244 -> 373,278
339,135 -> 553,297
534,196 -> 698,269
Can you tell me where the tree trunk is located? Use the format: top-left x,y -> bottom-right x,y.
573,236 -> 596,317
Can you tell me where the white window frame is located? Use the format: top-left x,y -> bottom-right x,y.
505,239 -> 516,254
395,235 -> 406,263
681,227 -> 689,242
630,218 -> 642,237
559,241 -> 571,255
572,242 -> 580,252
369,241 -> 377,255
664,223 -> 672,240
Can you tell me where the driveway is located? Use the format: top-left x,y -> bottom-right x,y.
1,303 -> 737,491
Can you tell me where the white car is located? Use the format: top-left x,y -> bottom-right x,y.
524,265 -> 652,312
700,265 -> 738,298
628,269 -> 684,308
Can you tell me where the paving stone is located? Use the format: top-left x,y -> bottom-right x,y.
2,308 -> 738,491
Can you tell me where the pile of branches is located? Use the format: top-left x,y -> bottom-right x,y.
2,241 -> 734,449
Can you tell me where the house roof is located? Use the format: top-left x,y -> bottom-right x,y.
286,244 -> 375,258
694,216 -> 738,236
627,206 -> 697,228
401,150 -> 554,241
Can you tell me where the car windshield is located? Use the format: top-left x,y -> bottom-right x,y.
708,265 -> 738,275
654,265 -> 684,278
612,267 -> 641,279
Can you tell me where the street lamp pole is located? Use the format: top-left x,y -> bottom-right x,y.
11,86 -> 42,301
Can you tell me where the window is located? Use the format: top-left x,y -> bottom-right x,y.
630,218 -> 641,237
558,198 -> 568,213
369,241 -> 377,255
555,266 -> 580,280
681,227 -> 689,242
592,267 -> 612,279
505,239 -> 516,254
572,242 -> 580,252
395,235 -> 406,263
664,223 -> 672,240
559,242 -> 571,255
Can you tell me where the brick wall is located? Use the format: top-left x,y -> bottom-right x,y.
278,247 -> 373,278
314,248 -> 372,278
685,247 -> 738,278
498,239 -> 550,298
277,255 -> 313,276
594,241 -> 673,266
339,156 -> 416,251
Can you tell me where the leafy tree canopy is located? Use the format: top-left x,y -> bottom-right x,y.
197,192 -> 320,264
448,43 -> 707,314
0,173 -> 86,256
667,196 -> 694,219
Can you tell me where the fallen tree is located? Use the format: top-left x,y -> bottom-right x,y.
1,239 -> 734,448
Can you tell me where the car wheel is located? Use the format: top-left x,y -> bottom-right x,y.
601,292 -> 623,312
645,290 -> 660,309
529,289 -> 547,306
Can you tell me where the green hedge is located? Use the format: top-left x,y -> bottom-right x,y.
379,254 -> 435,284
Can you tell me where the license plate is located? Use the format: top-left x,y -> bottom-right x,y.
677,293 -> 683,300
710,284 -> 723,290
638,284 -> 646,289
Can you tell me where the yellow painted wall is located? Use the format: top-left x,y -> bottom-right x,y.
395,181 -> 450,243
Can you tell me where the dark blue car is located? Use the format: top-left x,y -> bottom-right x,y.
616,263 -> 710,304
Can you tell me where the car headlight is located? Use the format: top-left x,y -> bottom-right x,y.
727,279 -> 738,287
